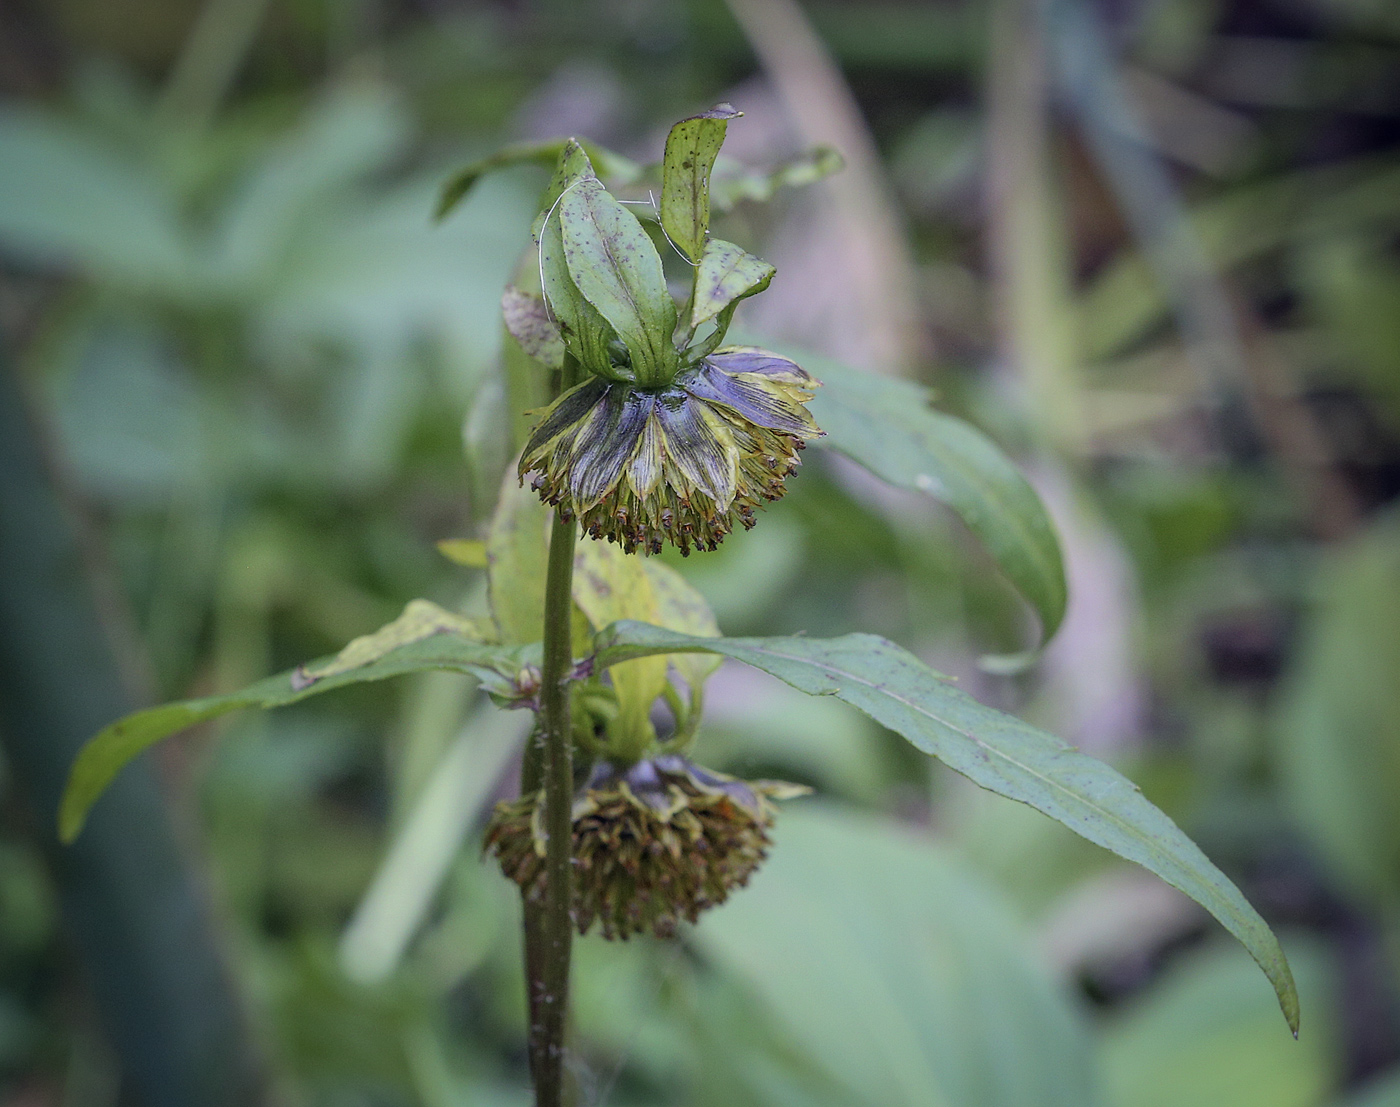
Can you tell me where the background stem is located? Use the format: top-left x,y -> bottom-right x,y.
523,355 -> 580,1107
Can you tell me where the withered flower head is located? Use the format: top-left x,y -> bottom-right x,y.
519,348 -> 821,555
484,754 -> 807,940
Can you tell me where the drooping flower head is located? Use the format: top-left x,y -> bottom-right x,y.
505,117 -> 823,556
485,755 -> 808,939
520,347 -> 820,554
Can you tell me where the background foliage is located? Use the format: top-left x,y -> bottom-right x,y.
2,0 -> 1400,1104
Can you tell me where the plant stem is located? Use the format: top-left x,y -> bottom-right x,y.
523,355 -> 580,1107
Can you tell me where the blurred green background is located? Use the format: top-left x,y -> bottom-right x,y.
2,0 -> 1400,1104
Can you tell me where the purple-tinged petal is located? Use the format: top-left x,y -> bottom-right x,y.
654,392 -> 737,505
684,360 -> 818,436
706,346 -> 814,384
569,388 -> 654,508
522,376 -> 610,458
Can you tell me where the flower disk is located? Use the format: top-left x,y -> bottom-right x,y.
484,755 -> 806,940
519,348 -> 821,554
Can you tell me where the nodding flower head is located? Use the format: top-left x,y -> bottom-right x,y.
519,348 -> 821,555
485,755 -> 807,940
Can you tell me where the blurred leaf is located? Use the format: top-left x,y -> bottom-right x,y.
0,106 -> 191,291
696,804 -> 1101,1107
594,620 -> 1299,1032
437,539 -> 488,568
60,626 -> 531,844
1081,158 -> 1400,363
560,178 -> 678,384
208,82 -> 410,292
1296,233 -> 1400,421
340,701 -> 528,983
660,104 -> 741,263
1340,1069 -> 1400,1107
791,348 -> 1066,662
500,286 -> 564,370
1102,938 -> 1338,1107
708,146 -> 845,213
435,137 -> 641,221
1277,510 -> 1400,908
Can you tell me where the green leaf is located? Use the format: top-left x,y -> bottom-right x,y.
559,178 -> 679,386
571,537 -> 669,756
435,538 -> 488,568
1342,1069 -> 1400,1107
697,805 -> 1102,1107
640,560 -> 722,693
690,238 -> 775,333
1102,939 -> 1337,1107
1276,510 -> 1400,908
593,620 -> 1300,1034
435,137 -> 641,221
660,104 -> 742,262
794,349 -> 1067,664
534,144 -> 617,375
61,612 -> 529,843
500,286 -> 564,370
708,145 -> 845,213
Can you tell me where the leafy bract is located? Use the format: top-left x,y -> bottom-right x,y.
60,611 -> 532,843
559,178 -> 678,385
690,238 -> 775,337
534,144 -> 616,374
793,347 -> 1067,665
660,104 -> 741,263
435,136 -> 641,221
593,620 -> 1300,1034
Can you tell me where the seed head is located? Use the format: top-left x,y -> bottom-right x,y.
484,755 -> 807,940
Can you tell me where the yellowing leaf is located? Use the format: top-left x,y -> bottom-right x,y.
642,560 -> 722,692
487,470 -> 551,645
436,538 -> 488,568
292,600 -> 489,689
571,537 -> 669,756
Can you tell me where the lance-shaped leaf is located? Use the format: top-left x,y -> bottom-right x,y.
501,286 -> 565,370
593,620 -> 1300,1036
560,177 -> 679,386
708,145 -> 845,213
783,346 -> 1066,665
61,605 -> 531,843
435,136 -> 641,221
660,104 -> 742,262
535,144 -> 618,375
690,238 -> 775,332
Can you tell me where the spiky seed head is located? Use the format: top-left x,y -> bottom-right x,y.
484,755 -> 808,940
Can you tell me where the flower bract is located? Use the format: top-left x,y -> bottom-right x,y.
519,347 -> 821,554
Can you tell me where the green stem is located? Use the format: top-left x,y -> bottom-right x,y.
523,355 -> 580,1107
